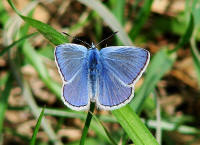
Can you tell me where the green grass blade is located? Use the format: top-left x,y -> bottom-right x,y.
68,138 -> 99,145
14,6 -> 62,98
43,107 -> 200,135
169,14 -> 194,53
89,120 -> 112,143
190,4 -> 200,86
46,108 -> 114,143
121,133 -> 129,145
22,41 -> 61,97
0,74 -> 9,87
68,12 -> 91,35
78,0 -> 132,45
22,81 -> 61,144
44,107 -> 117,122
91,113 -> 117,145
146,118 -> 200,135
80,103 -> 95,145
92,12 -> 103,42
112,106 -> 159,145
129,0 -> 154,40
0,74 -> 12,135
110,0 -> 126,45
111,0 -> 125,25
0,0 -> 9,26
0,32 -> 37,56
131,48 -> 176,112
190,33 -> 200,86
192,4 -> 200,26
7,0 -> 67,46
131,0 -> 142,13
30,106 -> 45,145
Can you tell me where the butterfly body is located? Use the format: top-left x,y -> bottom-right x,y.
55,43 -> 150,111
88,44 -> 101,101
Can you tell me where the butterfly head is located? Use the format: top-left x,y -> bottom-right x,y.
91,42 -> 96,49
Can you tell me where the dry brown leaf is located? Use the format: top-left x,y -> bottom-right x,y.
152,0 -> 185,16
6,110 -> 30,124
172,57 -> 198,89
160,94 -> 182,115
58,128 -> 81,141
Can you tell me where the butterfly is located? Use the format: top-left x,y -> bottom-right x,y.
55,41 -> 150,111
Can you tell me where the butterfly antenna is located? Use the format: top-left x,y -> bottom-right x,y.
62,32 -> 91,48
95,31 -> 118,47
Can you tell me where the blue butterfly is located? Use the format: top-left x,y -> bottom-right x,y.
55,42 -> 150,111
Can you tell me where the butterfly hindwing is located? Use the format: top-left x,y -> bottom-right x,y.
97,46 -> 150,109
55,44 -> 89,110
62,60 -> 89,110
97,64 -> 133,110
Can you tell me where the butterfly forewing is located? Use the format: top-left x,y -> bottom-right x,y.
55,44 -> 90,110
55,44 -> 87,82
100,46 -> 150,85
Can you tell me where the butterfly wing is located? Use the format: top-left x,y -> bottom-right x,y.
55,44 -> 89,110
97,65 -> 133,110
97,46 -> 150,110
55,44 -> 87,82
